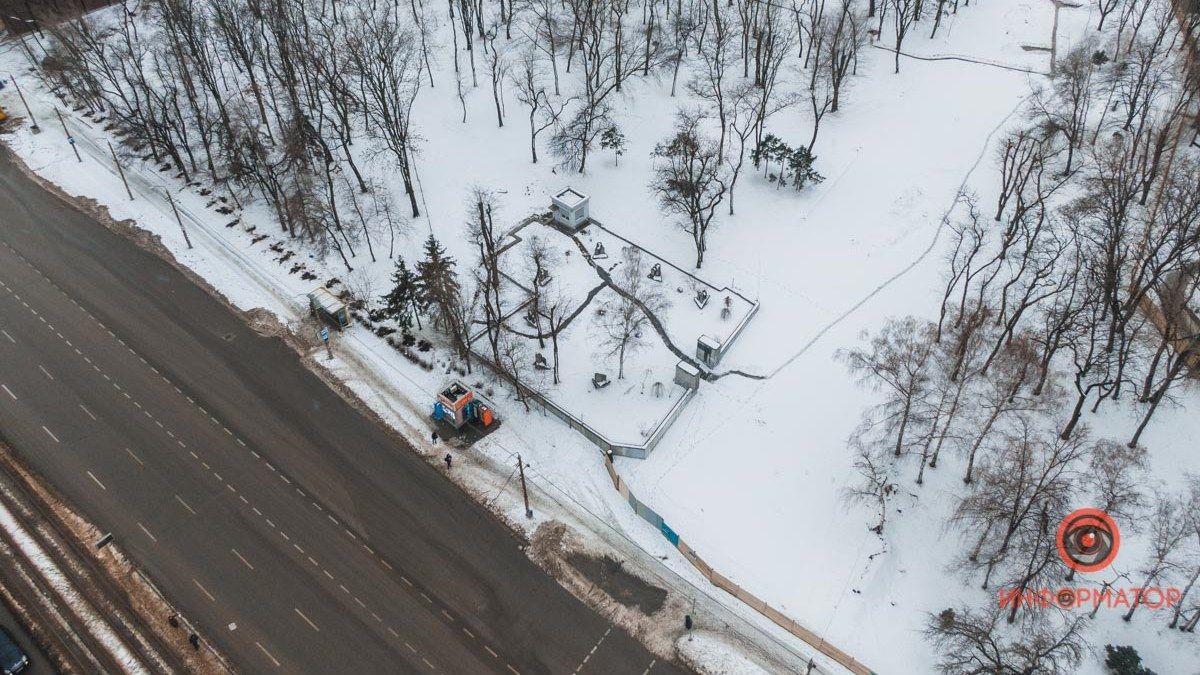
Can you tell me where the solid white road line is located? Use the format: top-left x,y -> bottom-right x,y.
232,548 -> 254,571
42,426 -> 59,443
192,578 -> 216,602
255,642 -> 281,667
1,384 -> 15,400
86,471 -> 106,490
175,494 -> 197,515
293,608 -> 320,632
137,522 -> 158,543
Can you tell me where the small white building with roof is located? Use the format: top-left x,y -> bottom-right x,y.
551,187 -> 590,230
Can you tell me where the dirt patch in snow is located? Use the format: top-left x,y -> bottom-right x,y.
528,520 -> 688,662
566,552 -> 668,615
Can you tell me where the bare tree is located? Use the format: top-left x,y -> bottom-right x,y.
842,432 -> 898,534
1169,475 -> 1200,630
840,316 -> 937,459
485,30 -> 511,128
962,337 -> 1047,484
925,605 -> 1088,675
511,47 -> 573,163
1032,40 -> 1098,176
953,417 -> 1088,589
1089,440 -> 1149,525
468,188 -> 508,370
344,5 -> 424,217
649,109 -> 730,268
593,249 -> 667,379
824,0 -> 868,113
889,0 -> 918,74
1124,490 -> 1193,621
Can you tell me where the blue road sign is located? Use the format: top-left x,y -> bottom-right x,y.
67,136 -> 76,145
319,327 -> 329,342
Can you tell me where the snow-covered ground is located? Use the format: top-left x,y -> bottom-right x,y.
487,218 -> 757,446
2,0 -> 1198,672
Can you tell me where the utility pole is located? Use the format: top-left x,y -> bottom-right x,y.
517,454 -> 532,519
108,141 -> 134,201
55,108 -> 81,162
164,189 -> 193,249
9,74 -> 38,133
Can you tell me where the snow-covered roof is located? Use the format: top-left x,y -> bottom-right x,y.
439,380 -> 472,405
307,287 -> 345,314
553,187 -> 588,208
676,361 -> 700,376
698,334 -> 721,350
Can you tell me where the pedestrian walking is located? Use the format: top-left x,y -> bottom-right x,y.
432,430 -> 439,444
188,633 -> 200,650
444,453 -> 452,469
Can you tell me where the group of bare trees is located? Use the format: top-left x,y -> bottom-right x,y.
18,0 -> 986,284
840,1 -> 1200,670
18,0 -> 425,271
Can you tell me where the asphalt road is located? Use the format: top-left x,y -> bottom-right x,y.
0,591 -> 51,673
0,147 -> 684,675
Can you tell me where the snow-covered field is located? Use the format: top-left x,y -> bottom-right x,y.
2,0 -> 1198,672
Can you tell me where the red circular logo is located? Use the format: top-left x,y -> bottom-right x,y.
1056,508 -> 1120,573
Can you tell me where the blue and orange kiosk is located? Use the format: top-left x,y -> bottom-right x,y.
433,381 -> 497,430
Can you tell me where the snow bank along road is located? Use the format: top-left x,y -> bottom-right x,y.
0,146 -> 684,675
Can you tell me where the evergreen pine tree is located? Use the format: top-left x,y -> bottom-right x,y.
788,146 -> 825,191
416,235 -> 460,328
1104,645 -> 1155,675
382,256 -> 422,329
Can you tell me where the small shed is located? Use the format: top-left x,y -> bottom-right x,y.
674,361 -> 701,390
696,335 -> 722,367
551,187 -> 590,230
307,287 -> 350,329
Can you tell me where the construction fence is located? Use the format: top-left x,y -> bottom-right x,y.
601,456 -> 877,675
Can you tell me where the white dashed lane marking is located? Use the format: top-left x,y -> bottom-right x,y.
255,641 -> 281,668
0,246 -> 478,672
232,548 -> 255,571
293,608 -> 320,632
193,578 -> 217,602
